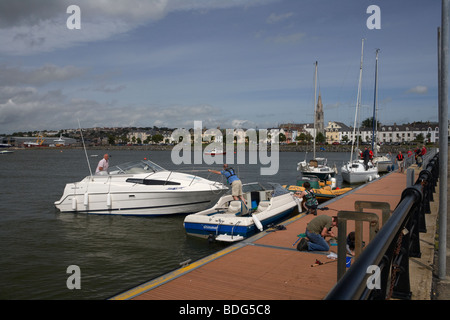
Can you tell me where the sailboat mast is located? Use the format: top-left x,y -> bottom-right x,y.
313,61 -> 318,159
371,49 -> 380,154
350,39 -> 365,163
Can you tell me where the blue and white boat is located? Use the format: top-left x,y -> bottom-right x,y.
183,183 -> 301,242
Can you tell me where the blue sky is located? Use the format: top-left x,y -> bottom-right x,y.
0,0 -> 445,133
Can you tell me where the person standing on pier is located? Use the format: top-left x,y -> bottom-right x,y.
396,151 -> 404,173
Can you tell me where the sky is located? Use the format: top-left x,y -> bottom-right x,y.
0,0 -> 446,134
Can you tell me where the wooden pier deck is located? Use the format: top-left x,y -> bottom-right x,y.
112,167 -> 430,300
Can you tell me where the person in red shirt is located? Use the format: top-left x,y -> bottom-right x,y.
396,151 -> 404,173
421,145 -> 427,156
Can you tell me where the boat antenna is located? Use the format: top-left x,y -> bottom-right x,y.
371,49 -> 380,156
350,38 -> 365,164
78,119 -> 93,178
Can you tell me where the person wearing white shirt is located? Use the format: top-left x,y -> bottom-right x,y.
95,154 -> 109,174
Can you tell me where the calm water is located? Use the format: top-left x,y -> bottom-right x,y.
0,148 -> 352,300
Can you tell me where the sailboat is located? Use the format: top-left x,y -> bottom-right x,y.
341,39 -> 379,184
370,50 -> 393,172
297,61 -> 337,181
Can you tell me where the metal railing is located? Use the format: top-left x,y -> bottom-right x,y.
325,152 -> 440,300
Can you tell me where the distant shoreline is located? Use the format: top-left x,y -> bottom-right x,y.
10,143 -> 432,154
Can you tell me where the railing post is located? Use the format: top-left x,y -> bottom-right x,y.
354,200 -> 391,227
406,168 -> 415,187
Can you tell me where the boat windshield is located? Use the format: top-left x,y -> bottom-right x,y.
242,182 -> 288,197
108,160 -> 165,175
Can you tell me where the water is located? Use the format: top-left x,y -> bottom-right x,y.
0,148 -> 352,300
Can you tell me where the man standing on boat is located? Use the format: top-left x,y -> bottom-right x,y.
209,164 -> 246,205
95,154 -> 109,174
362,147 -> 371,170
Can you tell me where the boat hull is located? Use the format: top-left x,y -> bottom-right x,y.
374,160 -> 393,172
55,189 -> 224,216
184,207 -> 295,240
183,190 -> 299,241
54,167 -> 228,216
298,170 -> 335,181
341,160 -> 379,184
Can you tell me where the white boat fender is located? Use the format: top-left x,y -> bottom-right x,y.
293,197 -> 303,212
252,214 -> 263,232
83,193 -> 89,207
331,178 -> 337,189
106,193 -> 112,208
72,197 -> 77,211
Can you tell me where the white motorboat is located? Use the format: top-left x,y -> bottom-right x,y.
54,159 -> 228,216
183,183 -> 301,242
341,159 -> 379,184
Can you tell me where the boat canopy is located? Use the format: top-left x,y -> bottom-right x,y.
107,160 -> 165,175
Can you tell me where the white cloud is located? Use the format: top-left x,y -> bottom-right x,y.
0,64 -> 85,86
266,12 -> 294,24
0,17 -> 135,55
0,0 -> 279,55
0,83 -> 227,132
407,85 -> 428,94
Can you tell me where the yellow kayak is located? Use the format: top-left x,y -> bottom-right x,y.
283,184 -> 353,202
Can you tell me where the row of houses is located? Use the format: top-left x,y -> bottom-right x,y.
279,121 -> 447,145
117,121 -> 447,146
325,121 -> 443,144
